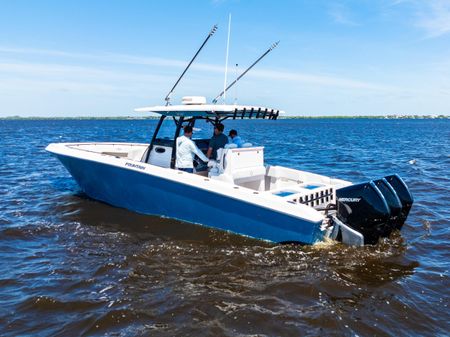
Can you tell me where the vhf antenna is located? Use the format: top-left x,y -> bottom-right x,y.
164,24 -> 218,106
222,14 -> 232,103
212,41 -> 279,104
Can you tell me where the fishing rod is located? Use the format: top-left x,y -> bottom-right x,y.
212,40 -> 279,104
164,24 -> 218,106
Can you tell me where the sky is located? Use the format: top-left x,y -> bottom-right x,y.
0,0 -> 449,117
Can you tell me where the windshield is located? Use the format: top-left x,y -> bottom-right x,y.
192,118 -> 214,140
153,117 -> 215,141
154,117 -> 177,140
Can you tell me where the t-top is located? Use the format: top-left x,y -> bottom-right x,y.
209,133 -> 228,159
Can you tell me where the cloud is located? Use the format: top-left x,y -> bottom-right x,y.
389,0 -> 450,38
0,46 -> 190,69
0,61 -> 170,83
328,3 -> 360,26
0,46 -> 396,92
416,0 -> 450,38
247,69 -> 398,91
1,47 -> 445,116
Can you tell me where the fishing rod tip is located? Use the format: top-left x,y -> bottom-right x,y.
211,24 -> 218,34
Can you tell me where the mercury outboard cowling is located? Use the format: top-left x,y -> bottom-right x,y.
384,174 -> 414,230
373,178 -> 403,236
336,181 -> 391,244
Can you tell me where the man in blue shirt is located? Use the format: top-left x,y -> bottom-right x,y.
207,123 -> 228,160
228,129 -> 244,147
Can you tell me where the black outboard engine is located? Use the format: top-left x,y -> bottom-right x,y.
336,181 -> 390,244
384,175 -> 414,230
373,178 -> 402,236
336,175 -> 413,244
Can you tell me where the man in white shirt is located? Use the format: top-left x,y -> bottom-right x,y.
176,125 -> 209,173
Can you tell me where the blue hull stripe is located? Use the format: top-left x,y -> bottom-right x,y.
56,154 -> 324,244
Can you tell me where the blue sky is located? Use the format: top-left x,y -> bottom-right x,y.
0,0 -> 449,117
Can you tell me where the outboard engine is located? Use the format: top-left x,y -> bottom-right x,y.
373,178 -> 402,236
335,175 -> 413,244
384,175 -> 414,230
336,181 -> 390,244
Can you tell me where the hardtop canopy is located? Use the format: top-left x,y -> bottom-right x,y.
135,104 -> 283,120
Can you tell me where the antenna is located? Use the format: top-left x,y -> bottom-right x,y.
234,63 -> 238,105
222,14 -> 232,103
212,41 -> 279,104
164,24 -> 218,106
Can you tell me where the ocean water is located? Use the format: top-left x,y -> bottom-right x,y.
0,118 -> 448,336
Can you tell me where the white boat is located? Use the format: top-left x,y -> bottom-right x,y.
46,98 -> 413,245
46,26 -> 413,245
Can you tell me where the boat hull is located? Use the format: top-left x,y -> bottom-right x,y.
54,153 -> 324,244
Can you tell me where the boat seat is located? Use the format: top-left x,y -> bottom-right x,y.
232,166 -> 266,182
209,146 -> 266,188
267,166 -> 303,183
224,143 -> 238,149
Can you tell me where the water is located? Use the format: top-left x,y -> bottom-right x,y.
0,118 -> 448,336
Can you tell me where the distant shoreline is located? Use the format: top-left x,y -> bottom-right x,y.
0,115 -> 448,120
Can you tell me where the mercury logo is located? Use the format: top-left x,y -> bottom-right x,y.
338,197 -> 361,202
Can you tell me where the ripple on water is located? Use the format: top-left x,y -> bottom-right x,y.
0,119 -> 449,336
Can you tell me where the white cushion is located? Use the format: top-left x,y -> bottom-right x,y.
232,166 -> 266,180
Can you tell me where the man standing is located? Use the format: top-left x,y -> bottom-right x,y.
176,125 -> 208,173
206,123 -> 228,159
